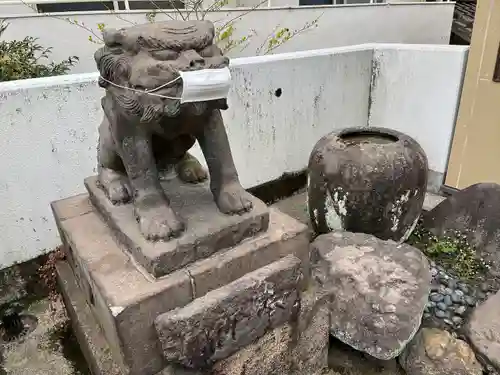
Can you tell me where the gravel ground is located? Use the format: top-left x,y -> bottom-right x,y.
0,298 -> 89,375
424,261 -> 495,332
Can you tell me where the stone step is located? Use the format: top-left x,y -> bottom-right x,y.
155,255 -> 302,369
85,175 -> 270,278
56,261 -> 123,375
51,193 -> 309,375
56,258 -> 329,375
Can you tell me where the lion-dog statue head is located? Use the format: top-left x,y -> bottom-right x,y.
94,20 -> 230,123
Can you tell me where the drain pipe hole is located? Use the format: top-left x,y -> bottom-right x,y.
0,308 -> 38,342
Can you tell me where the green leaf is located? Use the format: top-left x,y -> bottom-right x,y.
0,22 -> 78,81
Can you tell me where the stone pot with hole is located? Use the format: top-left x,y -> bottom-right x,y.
307,127 -> 428,242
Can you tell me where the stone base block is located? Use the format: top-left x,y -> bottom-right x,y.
155,255 -> 302,368
212,288 -> 330,375
56,261 -> 122,375
85,176 -> 270,278
55,258 -> 327,375
51,193 -> 309,375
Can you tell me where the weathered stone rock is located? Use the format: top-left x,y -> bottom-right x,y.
424,183 -> 500,283
307,127 -> 428,242
311,231 -> 431,360
288,288 -> 330,375
399,328 -> 482,375
56,262 -> 123,375
155,255 -> 302,369
157,366 -> 203,375
466,290 -> 500,372
211,288 -> 329,375
328,337 -> 404,375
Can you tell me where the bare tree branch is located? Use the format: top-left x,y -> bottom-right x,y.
263,13 -> 322,54
255,24 -> 279,55
101,2 -> 138,25
213,0 -> 267,30
147,0 -> 181,20
18,0 -> 323,58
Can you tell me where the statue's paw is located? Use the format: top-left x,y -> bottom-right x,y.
98,169 -> 132,204
107,180 -> 133,204
176,153 -> 208,184
135,203 -> 185,241
216,183 -> 253,215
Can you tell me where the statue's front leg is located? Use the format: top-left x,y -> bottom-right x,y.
196,110 -> 253,214
111,119 -> 185,240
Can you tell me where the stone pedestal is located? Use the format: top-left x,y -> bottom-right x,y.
85,176 -> 270,278
53,177 -> 321,375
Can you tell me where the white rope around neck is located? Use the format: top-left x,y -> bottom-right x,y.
99,75 -> 182,100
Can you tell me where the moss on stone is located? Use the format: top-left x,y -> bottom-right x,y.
407,220 -> 490,282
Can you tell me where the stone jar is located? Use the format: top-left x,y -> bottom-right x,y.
307,127 -> 428,242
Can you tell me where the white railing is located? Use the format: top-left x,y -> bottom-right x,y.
0,0 -> 451,14
0,0 -> 453,14
0,0 -> 187,13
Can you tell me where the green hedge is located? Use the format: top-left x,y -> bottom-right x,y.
0,21 -> 78,82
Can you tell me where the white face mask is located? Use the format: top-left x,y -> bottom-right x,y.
99,66 -> 232,104
178,67 -> 232,104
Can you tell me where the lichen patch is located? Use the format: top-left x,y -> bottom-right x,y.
324,187 -> 348,231
389,190 -> 412,232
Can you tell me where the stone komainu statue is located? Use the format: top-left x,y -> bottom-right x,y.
94,20 -> 253,241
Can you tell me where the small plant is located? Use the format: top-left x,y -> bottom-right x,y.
407,219 -> 490,281
0,21 -> 78,82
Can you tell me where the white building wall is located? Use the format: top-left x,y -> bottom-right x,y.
0,3 -> 454,73
368,44 -> 468,188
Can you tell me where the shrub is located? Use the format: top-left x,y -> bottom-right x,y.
0,21 -> 78,82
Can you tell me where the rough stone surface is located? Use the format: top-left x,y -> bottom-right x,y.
0,266 -> 26,307
155,255 -> 302,369
56,261 -> 123,375
466,290 -> 500,372
328,337 -> 404,375
0,298 -> 88,375
271,189 -> 310,226
157,366 -> 204,375
95,20 -> 255,242
51,194 -> 308,375
307,127 -> 428,242
311,231 -> 431,360
86,175 -> 269,278
399,328 -> 482,375
211,288 -> 329,375
424,183 -> 500,285
54,260 -> 326,375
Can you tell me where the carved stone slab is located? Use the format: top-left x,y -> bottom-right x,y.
154,255 -> 302,369
85,176 -> 269,278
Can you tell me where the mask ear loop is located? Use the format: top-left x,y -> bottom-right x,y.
98,75 -> 182,100
145,75 -> 181,93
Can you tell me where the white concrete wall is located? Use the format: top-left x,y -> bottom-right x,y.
368,44 -> 468,189
0,3 -> 454,74
0,43 -> 467,269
